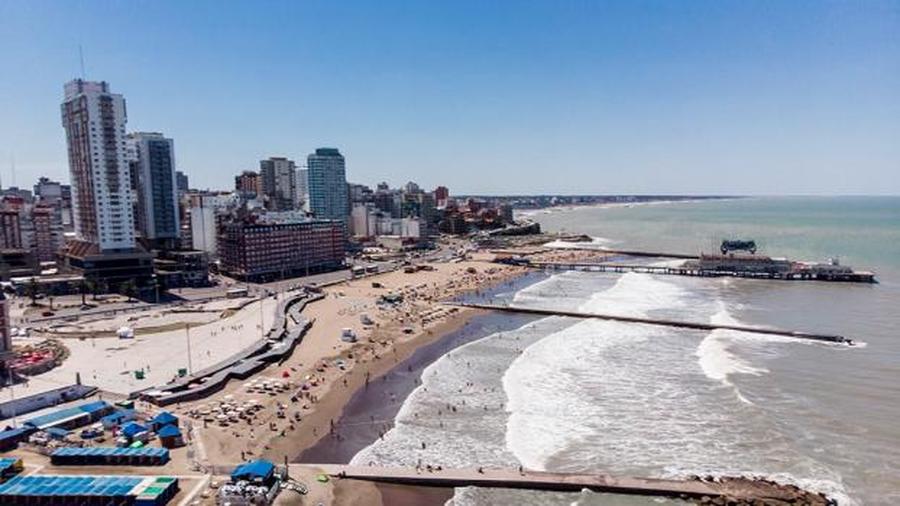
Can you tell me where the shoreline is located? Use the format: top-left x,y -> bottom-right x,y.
242,264 -> 546,466
515,196 -> 742,219
258,306 -> 483,464
298,309 -> 539,464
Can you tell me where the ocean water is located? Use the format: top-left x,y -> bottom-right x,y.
352,197 -> 900,505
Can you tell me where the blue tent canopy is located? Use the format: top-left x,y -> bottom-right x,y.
157,424 -> 181,438
0,457 -> 22,477
45,427 -> 69,439
0,427 -> 30,443
151,411 -> 178,427
101,410 -> 135,427
120,422 -> 148,438
231,459 -> 275,483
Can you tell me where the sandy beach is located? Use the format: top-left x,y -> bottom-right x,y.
1,247 -> 606,506
170,248 -> 607,469
171,254 -> 572,472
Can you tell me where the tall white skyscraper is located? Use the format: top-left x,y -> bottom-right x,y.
61,79 -> 135,252
61,80 -> 153,287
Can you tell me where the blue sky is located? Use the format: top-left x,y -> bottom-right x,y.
0,0 -> 897,195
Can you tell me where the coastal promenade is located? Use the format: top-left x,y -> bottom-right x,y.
448,302 -> 853,344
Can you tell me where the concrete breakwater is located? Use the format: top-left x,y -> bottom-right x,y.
304,464 -> 834,505
447,302 -> 853,345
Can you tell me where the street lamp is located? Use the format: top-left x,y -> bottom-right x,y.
185,323 -> 193,375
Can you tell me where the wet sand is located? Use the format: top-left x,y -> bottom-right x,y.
297,272 -> 547,467
298,309 -> 538,463
374,482 -> 454,506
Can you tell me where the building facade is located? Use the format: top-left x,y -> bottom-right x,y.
175,171 -> 189,196
61,80 -> 135,251
0,209 -> 22,250
189,193 -> 238,258
296,168 -> 309,210
235,170 -> 262,197
434,186 -> 449,207
33,177 -> 73,232
0,292 -> 10,365
307,148 -> 348,229
259,157 -> 297,211
0,198 -> 63,264
218,216 -> 344,282
31,205 -> 64,263
60,80 -> 152,286
127,132 -> 180,247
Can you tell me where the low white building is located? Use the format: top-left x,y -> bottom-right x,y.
350,204 -> 421,239
190,193 -> 239,257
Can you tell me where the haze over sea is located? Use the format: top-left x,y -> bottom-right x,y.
352,196 -> 900,505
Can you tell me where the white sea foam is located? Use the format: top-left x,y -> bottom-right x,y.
696,304 -> 769,386
504,273 -> 690,470
502,271 -> 854,505
578,271 -> 689,316
353,268 -> 858,506
660,467 -> 856,506
351,317 -> 574,469
543,236 -> 617,250
694,301 -> 849,392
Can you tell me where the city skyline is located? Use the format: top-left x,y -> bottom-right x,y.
0,1 -> 898,195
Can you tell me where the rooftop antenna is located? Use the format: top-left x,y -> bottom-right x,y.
79,44 -> 86,79
9,154 -> 14,188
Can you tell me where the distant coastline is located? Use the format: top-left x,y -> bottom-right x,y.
513,195 -> 741,219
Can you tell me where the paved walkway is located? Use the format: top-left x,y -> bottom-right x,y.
299,464 -> 819,502
2,296 -> 282,398
302,464 -> 722,498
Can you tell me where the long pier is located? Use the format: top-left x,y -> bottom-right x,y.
525,260 -> 877,283
447,302 -> 853,345
304,464 -> 828,503
595,248 -> 698,260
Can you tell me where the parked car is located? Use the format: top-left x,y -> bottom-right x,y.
80,428 -> 102,440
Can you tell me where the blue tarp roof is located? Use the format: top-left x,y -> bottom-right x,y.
51,447 -> 168,458
45,427 -> 69,438
157,424 -> 181,438
23,400 -> 111,429
0,427 -> 31,442
100,409 -> 135,425
120,422 -> 148,438
231,459 -> 275,482
78,400 -> 110,415
0,458 -> 21,474
0,475 -> 146,497
151,411 -> 178,426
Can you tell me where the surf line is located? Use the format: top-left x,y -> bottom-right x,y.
445,302 -> 854,345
